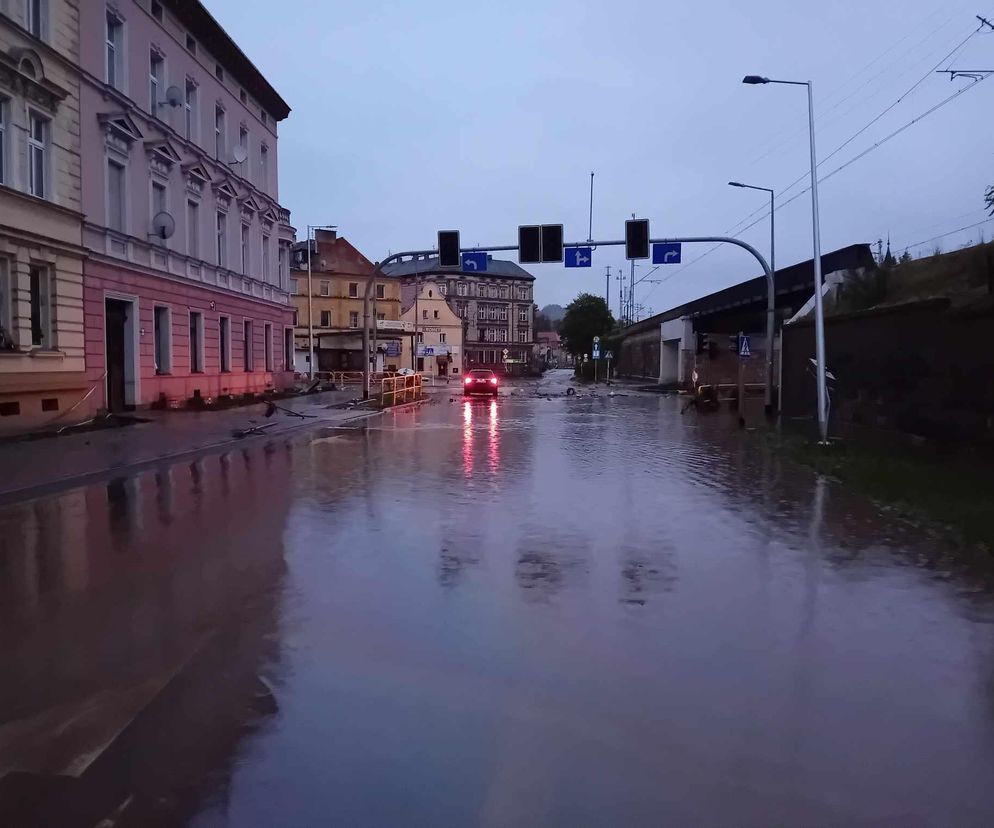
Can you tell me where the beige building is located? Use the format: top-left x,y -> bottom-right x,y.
0,0 -> 87,431
400,279 -> 463,378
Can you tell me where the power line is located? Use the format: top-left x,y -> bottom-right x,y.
896,217 -> 993,252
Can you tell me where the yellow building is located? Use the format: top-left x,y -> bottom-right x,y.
0,1 -> 87,432
400,279 -> 464,378
288,230 -> 402,372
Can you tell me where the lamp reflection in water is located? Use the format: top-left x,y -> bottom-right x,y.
488,400 -> 499,474
462,401 -> 474,478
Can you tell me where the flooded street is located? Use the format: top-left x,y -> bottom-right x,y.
3,372 -> 994,826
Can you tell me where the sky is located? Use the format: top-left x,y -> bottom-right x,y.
207,0 -> 994,315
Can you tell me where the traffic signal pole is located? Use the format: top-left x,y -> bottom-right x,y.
362,237 -> 774,404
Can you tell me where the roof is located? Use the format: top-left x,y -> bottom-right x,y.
162,0 -> 290,120
621,243 -> 875,337
382,254 -> 535,282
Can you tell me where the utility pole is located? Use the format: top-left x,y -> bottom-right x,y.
605,265 -> 611,313
588,172 -> 595,242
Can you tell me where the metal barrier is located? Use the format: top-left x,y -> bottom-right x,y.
379,374 -> 424,407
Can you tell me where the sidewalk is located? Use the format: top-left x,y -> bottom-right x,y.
0,390 -> 378,503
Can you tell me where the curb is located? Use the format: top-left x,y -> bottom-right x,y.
0,408 -> 384,507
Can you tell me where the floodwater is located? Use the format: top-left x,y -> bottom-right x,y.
2,371 -> 994,826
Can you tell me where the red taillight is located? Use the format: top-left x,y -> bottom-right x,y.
464,377 -> 473,384
490,377 -> 498,385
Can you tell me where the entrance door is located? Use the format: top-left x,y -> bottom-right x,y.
105,299 -> 129,412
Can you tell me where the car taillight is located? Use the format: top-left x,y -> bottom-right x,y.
490,377 -> 498,385
464,377 -> 473,384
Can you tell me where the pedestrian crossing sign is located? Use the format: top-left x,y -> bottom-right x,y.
739,334 -> 751,358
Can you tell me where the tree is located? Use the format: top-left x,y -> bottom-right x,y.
533,305 -> 556,333
899,249 -> 913,264
559,293 -> 614,357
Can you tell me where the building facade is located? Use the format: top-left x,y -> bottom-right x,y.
400,278 -> 463,378
384,254 -> 535,371
78,0 -> 295,412
0,0 -> 88,431
289,229 -> 402,373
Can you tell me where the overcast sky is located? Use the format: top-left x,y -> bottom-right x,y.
208,0 -> 994,314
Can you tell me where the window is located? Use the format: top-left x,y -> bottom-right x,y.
107,159 -> 125,231
349,311 -> 359,328
243,320 -> 252,371
375,283 -> 385,299
319,310 -> 331,327
262,235 -> 270,281
264,322 -> 273,371
518,330 -> 528,343
238,125 -> 248,160
184,80 -> 197,140
498,329 -> 508,343
105,11 -> 123,89
290,278 -> 298,295
29,266 -> 51,348
284,328 -> 293,371
438,283 -> 447,296
151,179 -> 166,216
278,242 -> 287,286
153,306 -> 172,373
291,309 -> 298,326
27,0 -> 43,38
422,310 -> 428,320
151,1 -> 163,22
240,223 -> 249,273
518,307 -> 528,323
185,34 -> 196,53
0,259 -> 11,346
439,332 -> 447,344
215,64 -> 224,82
28,113 -> 47,198
433,310 -> 439,319
376,312 -> 385,321
488,286 -> 498,299
348,282 -> 358,298
219,316 -> 230,371
214,105 -> 225,159
215,211 -> 226,266
417,332 -> 423,344
319,280 -> 330,297
260,144 -> 268,187
149,49 -> 164,113
0,99 -> 6,184
457,281 -> 467,296
189,311 -> 204,372
186,199 -> 199,257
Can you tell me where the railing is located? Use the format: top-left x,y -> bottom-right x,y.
378,374 -> 424,407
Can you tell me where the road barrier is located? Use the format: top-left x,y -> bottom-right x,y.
378,374 -> 424,408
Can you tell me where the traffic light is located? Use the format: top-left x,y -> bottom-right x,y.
518,226 -> 541,264
541,224 -> 563,263
438,230 -> 460,268
625,218 -> 649,260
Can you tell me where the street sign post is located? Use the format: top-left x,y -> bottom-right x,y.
652,242 -> 682,264
502,348 -> 509,362
461,251 -> 487,272
565,247 -> 592,268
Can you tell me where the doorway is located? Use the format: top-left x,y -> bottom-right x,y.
105,298 -> 137,411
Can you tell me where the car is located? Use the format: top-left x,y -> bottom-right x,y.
463,368 -> 499,396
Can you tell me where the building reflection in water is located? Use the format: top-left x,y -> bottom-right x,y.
0,438 -> 296,826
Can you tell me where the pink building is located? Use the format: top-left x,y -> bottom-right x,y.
79,0 -> 295,411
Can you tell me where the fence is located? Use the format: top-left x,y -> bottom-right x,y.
378,374 -> 424,408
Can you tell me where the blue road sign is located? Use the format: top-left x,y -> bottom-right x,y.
565,247 -> 593,268
461,251 -> 487,272
592,345 -> 601,359
739,334 -> 752,358
652,242 -> 682,264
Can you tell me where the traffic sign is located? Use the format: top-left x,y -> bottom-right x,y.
605,350 -> 613,360
592,344 -> 601,359
438,230 -> 460,267
461,251 -> 487,272
652,242 -> 682,264
565,247 -> 592,268
502,348 -> 509,357
739,334 -> 751,357
593,336 -> 601,343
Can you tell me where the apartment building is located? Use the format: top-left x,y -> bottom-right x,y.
289,229 -> 402,373
79,0 -> 295,411
0,0 -> 87,431
384,254 -> 535,370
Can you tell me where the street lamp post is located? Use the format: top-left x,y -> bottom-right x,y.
305,224 -> 337,381
728,181 -> 775,411
743,75 -> 828,442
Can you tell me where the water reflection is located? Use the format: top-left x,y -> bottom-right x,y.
0,440 -> 295,826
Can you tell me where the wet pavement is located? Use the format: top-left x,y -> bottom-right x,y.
2,370 -> 994,826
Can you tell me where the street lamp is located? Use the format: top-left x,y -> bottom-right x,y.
728,181 -> 775,411
743,74 -> 828,443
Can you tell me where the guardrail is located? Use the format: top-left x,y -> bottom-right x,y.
378,374 -> 424,408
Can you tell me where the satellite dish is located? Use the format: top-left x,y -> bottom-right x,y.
151,211 -> 176,240
231,144 -> 248,164
163,85 -> 183,107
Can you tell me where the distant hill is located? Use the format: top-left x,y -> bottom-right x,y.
541,304 -> 565,322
